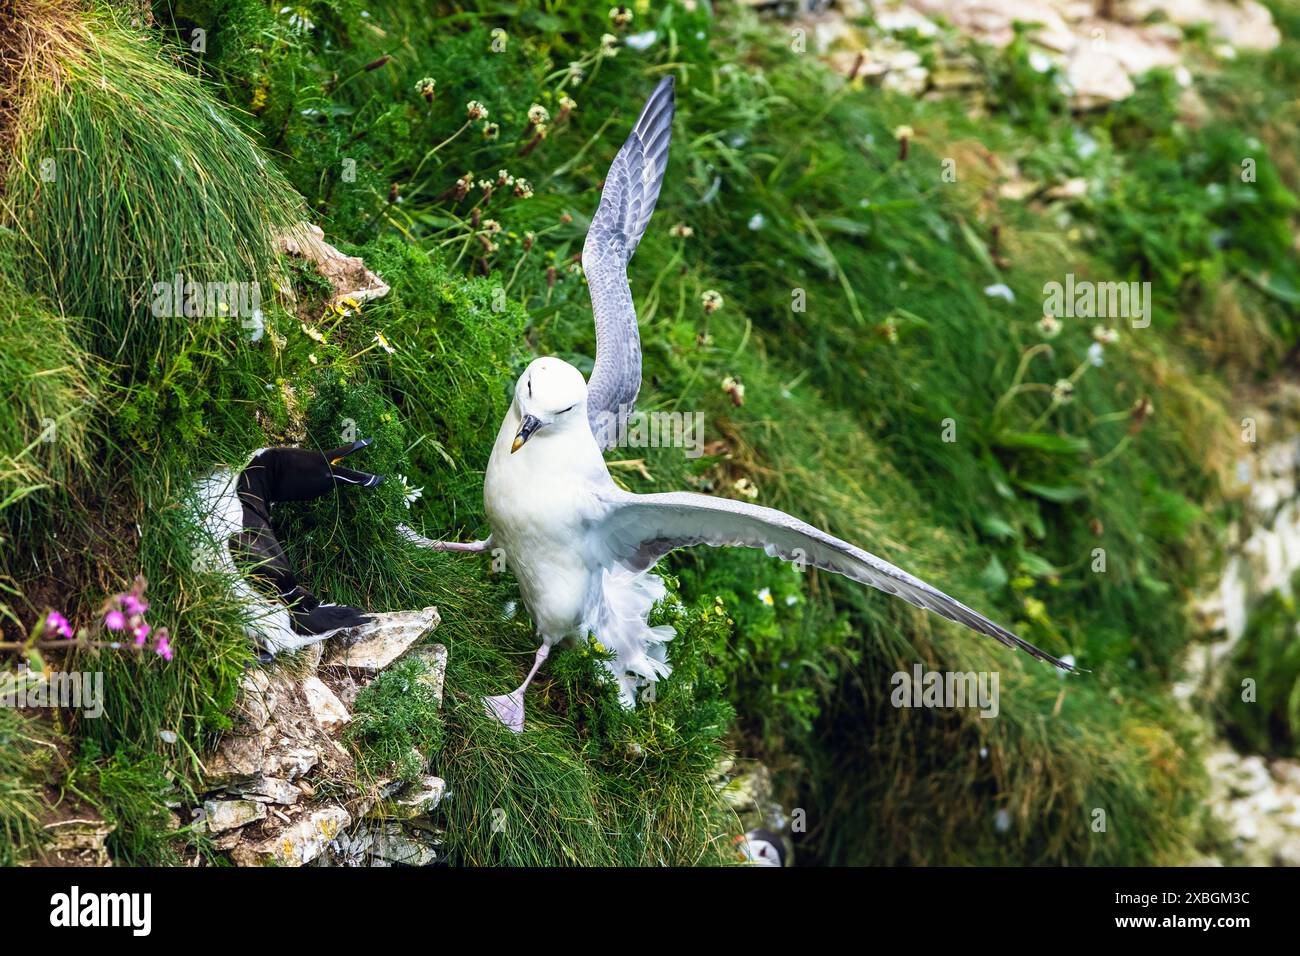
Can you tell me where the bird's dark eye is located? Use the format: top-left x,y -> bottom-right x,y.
559,404 -> 576,414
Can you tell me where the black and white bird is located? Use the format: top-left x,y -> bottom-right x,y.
195,440 -> 383,656
414,76 -> 1076,731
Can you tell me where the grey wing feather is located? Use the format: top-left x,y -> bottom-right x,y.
583,76 -> 676,449
595,488 -> 1078,671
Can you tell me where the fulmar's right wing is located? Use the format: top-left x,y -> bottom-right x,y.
582,76 -> 675,450
593,487 -> 1079,671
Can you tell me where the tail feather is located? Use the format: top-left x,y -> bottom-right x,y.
584,567 -> 675,707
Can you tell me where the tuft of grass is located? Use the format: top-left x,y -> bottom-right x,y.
1,2 -> 303,390
1219,579 -> 1300,757
0,261 -> 99,526
427,584 -> 739,866
0,707 -> 56,866
70,742 -> 184,866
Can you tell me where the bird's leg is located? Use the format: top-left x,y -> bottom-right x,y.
397,525 -> 492,553
484,642 -> 550,733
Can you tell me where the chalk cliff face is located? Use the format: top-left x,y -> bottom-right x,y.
1186,382 -> 1300,865
194,609 -> 449,867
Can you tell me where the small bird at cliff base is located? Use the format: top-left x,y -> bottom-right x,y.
408,76 -> 1076,731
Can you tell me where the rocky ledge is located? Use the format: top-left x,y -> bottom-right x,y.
190,607 -> 450,866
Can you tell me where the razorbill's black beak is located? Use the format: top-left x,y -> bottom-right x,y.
511,414 -> 543,454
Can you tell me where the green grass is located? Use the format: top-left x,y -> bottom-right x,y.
1219,577 -> 1300,757
0,706 -> 55,866
2,1 -> 303,414
347,656 -> 447,782
0,260 -> 98,527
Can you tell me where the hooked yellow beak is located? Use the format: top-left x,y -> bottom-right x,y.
511,414 -> 543,454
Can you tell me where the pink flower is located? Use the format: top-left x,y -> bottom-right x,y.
45,611 -> 74,639
154,635 -> 173,661
133,622 -> 151,647
104,609 -> 126,631
122,594 -> 148,616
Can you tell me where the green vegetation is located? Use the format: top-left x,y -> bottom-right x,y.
347,657 -> 447,782
1220,577 -> 1300,757
0,706 -> 54,865
1,0 -> 1298,865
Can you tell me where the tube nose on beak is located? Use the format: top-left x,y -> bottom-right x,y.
511,414 -> 543,454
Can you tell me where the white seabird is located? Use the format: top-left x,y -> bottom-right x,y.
412,76 -> 1076,731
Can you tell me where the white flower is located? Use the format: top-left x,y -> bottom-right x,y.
466,100 -> 488,120
984,283 -> 1015,303
372,331 -> 396,354
702,289 -> 724,314
1091,324 -> 1119,345
1037,315 -> 1062,338
397,474 -> 423,508
756,587 -> 774,606
748,213 -> 765,231
284,8 -> 315,33
1051,379 -> 1075,402
1087,341 -> 1104,366
600,33 -> 620,56
625,30 -> 658,51
527,104 -> 550,125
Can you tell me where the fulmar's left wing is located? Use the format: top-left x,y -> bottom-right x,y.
583,76 -> 675,449
594,488 -> 1077,671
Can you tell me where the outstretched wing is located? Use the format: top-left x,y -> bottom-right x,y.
595,488 -> 1077,671
583,76 -> 676,449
